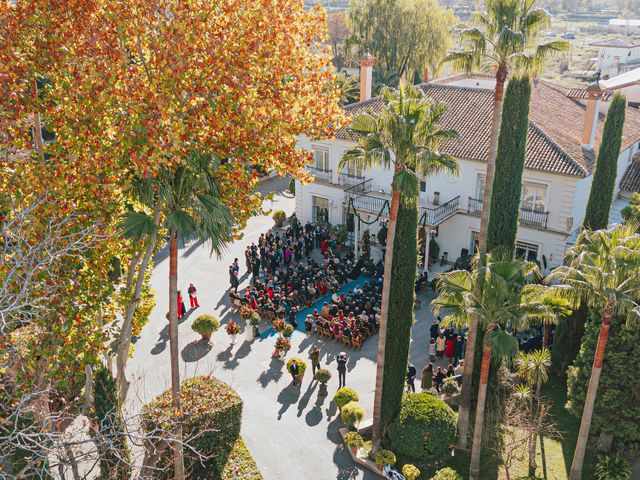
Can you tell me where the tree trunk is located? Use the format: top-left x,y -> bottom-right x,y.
168,233 -> 185,480
116,195 -> 162,402
569,303 -> 613,480
469,337 -> 492,480
371,183 -> 400,452
528,387 -> 537,476
478,65 -> 507,253
456,314 -> 479,450
33,79 -> 45,165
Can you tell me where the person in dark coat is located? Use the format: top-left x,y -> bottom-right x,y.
309,346 -> 321,376
229,265 -> 239,289
434,367 -> 445,393
453,335 -> 465,366
337,352 -> 348,388
429,318 -> 440,340
421,363 -> 433,391
407,363 -> 417,393
289,359 -> 300,386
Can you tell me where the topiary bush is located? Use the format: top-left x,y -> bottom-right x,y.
192,314 -> 220,338
340,401 -> 365,429
142,376 -> 243,479
314,368 -> 332,383
273,210 -> 287,227
430,467 -> 463,480
334,387 -> 359,410
286,358 -> 307,376
388,393 -> 456,462
595,454 -> 631,480
343,431 -> 364,449
282,324 -> 294,338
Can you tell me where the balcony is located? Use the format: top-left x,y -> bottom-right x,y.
467,197 -> 549,229
338,173 -> 367,188
307,166 -> 333,184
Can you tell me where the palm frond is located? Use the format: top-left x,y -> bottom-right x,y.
121,211 -> 158,242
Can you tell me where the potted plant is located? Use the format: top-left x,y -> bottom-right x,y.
239,305 -> 254,321
191,314 -> 220,342
333,387 -> 359,410
273,336 -> 291,359
442,377 -> 460,397
286,357 -> 307,383
314,369 -> 332,397
273,318 -> 286,333
225,320 -> 240,342
374,450 -> 396,472
282,324 -> 294,338
247,311 -> 261,340
273,210 -> 287,228
402,464 -> 421,480
343,431 -> 363,454
340,401 -> 365,430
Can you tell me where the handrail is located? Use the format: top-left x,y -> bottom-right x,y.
345,177 -> 372,194
420,195 -> 461,226
467,197 -> 548,229
307,166 -> 333,183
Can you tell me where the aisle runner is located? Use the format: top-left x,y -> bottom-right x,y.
258,276 -> 373,340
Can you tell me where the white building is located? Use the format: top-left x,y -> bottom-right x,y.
608,18 -> 640,35
600,67 -> 640,108
590,38 -> 640,79
295,69 -> 640,274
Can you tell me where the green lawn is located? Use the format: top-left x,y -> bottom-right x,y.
404,377 -> 598,480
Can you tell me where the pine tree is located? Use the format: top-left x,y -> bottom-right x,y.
583,93 -> 626,230
486,76 -> 532,255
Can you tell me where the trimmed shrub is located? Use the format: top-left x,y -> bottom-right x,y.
374,449 -> 396,466
430,467 -> 463,480
288,177 -> 295,195
273,210 -> 287,226
314,368 -> 332,383
340,401 -> 365,429
388,393 -> 456,462
595,454 -> 631,480
249,311 -> 261,325
402,464 -> 420,480
442,376 -> 460,396
216,437 -> 264,480
334,387 -> 359,409
343,431 -> 364,448
192,314 -> 220,335
282,324 -> 294,338
142,376 -> 243,479
286,358 -> 307,376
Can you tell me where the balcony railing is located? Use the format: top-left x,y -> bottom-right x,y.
346,192 -> 390,216
467,197 -> 549,229
307,166 -> 333,184
421,196 -> 461,226
339,172 -> 366,187
345,178 -> 372,194
519,207 -> 549,229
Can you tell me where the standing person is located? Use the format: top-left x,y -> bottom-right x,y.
434,366 -> 445,393
429,318 -> 440,341
187,283 -> 199,308
309,346 -> 321,376
245,246 -> 252,272
421,363 -> 433,391
289,359 -> 300,387
251,257 -> 260,286
406,363 -> 417,393
177,291 -> 186,320
229,265 -> 239,290
428,338 -> 437,362
336,352 -> 347,388
436,332 -> 446,359
453,335 -> 465,366
445,334 -> 455,364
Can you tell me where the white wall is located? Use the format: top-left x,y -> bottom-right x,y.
597,46 -> 640,78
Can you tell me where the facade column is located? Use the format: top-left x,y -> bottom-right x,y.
423,228 -> 431,271
354,216 -> 360,257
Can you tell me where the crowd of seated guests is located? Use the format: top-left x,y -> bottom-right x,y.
304,279 -> 383,350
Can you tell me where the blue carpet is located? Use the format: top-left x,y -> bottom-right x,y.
258,276 -> 373,340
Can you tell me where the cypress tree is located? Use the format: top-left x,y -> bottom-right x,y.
583,93 -> 626,230
486,75 -> 532,255
379,195 -> 419,439
94,367 -> 130,479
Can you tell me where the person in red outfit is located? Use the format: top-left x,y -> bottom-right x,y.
445,335 -> 456,364
187,283 -> 200,308
177,291 -> 186,319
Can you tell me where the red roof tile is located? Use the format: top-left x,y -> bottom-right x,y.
620,152 -> 640,193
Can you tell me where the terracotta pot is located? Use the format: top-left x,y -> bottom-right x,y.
201,332 -> 212,342
350,446 -> 357,453
376,464 -> 384,471
318,382 -> 328,397
295,374 -> 304,383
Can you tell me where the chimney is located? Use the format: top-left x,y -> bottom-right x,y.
581,82 -> 604,149
422,67 -> 430,83
357,53 -> 375,101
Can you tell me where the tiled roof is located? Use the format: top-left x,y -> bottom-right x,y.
620,152 -> 640,193
590,38 -> 640,48
336,79 -> 640,178
566,88 -> 613,101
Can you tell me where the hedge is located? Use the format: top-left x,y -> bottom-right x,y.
142,376 -> 243,479
216,437 -> 264,480
334,387 -> 359,409
388,393 -> 457,462
341,401 -> 366,429
430,467 -> 463,480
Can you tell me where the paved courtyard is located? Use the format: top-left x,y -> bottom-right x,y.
127,176 -> 440,480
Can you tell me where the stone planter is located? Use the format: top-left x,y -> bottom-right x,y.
200,332 -> 212,342
245,322 -> 254,341
318,382 -> 328,397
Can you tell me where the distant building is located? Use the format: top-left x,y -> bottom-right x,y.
608,18 -> 640,35
590,38 -> 640,78
601,67 -> 640,108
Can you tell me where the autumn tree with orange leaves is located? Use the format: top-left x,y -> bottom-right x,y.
0,0 -> 343,477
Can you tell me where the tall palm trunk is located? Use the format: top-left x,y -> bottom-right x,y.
456,314 -> 479,449
469,336 -> 492,480
168,233 -> 185,479
478,64 -> 507,253
371,183 -> 400,451
116,196 -> 162,402
528,383 -> 537,476
569,302 -> 614,480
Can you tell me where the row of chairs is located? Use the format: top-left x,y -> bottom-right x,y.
312,324 -> 367,351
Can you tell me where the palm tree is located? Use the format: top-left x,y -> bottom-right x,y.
433,253 -> 554,480
546,224 -> 640,480
341,84 -> 458,449
123,153 -> 234,479
443,0 -> 568,254
335,72 -> 360,106
516,348 -> 551,476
